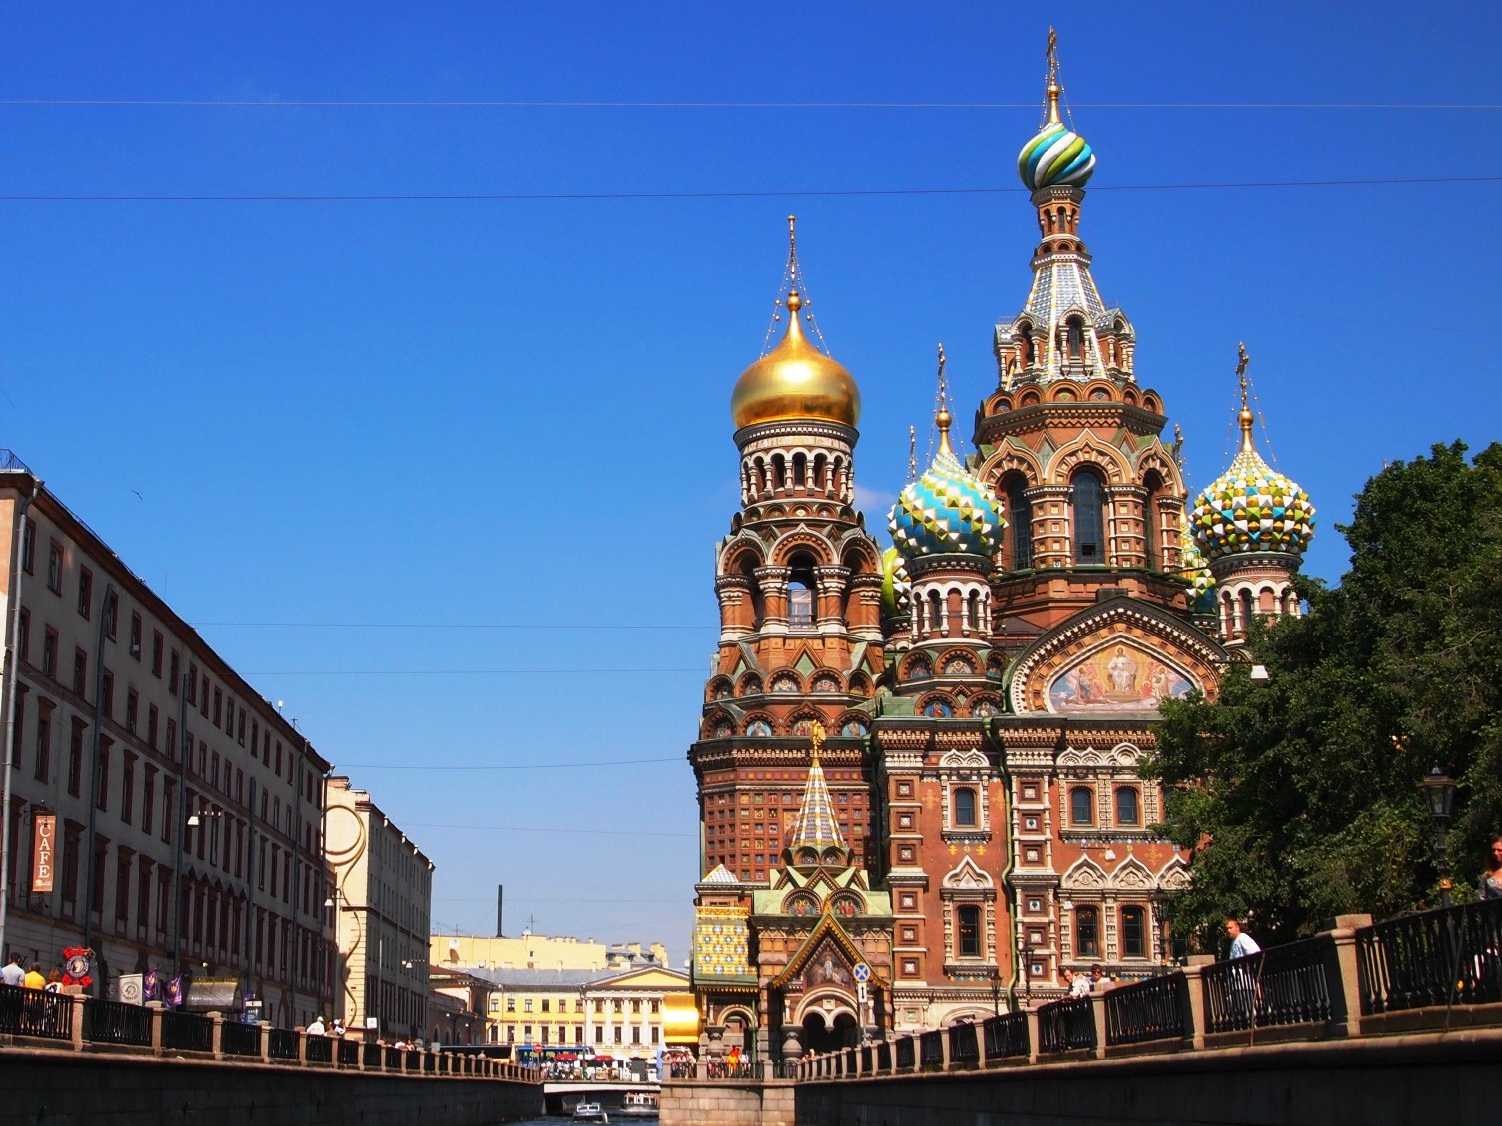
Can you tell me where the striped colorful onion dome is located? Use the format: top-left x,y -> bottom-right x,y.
1017,121 -> 1096,191
1178,529 -> 1216,609
1191,447 -> 1316,561
888,443 -> 1005,558
880,546 -> 911,615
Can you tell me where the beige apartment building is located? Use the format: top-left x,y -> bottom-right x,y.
325,776 -> 433,1038
480,964 -> 693,1061
434,929 -> 669,973
0,453 -> 334,1027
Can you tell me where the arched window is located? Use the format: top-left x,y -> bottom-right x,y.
1072,468 -> 1107,564
1120,906 -> 1146,958
1238,588 -> 1255,636
1070,786 -> 1094,825
788,552 -> 817,629
927,590 -> 943,636
812,453 -> 827,491
739,555 -> 764,628
1141,470 -> 1164,570
1065,317 -> 1086,360
1075,906 -> 1100,957
957,905 -> 982,957
792,453 -> 808,489
1017,327 -> 1034,368
953,787 -> 978,827
1007,477 -> 1033,569
966,591 -> 981,632
1115,787 -> 1140,826
771,453 -> 787,491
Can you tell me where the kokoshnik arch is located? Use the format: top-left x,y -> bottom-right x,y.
686,29 -> 1316,1066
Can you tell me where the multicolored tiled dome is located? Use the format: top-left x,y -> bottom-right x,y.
1191,425 -> 1315,561
1178,529 -> 1217,611
1018,121 -> 1096,191
889,430 -> 1005,559
880,546 -> 910,616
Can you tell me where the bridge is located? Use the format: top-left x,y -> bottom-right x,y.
661,899 -> 1501,1126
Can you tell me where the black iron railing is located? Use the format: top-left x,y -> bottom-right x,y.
421,1050 -> 435,1072
1357,898 -> 1502,1014
385,1046 -> 403,1069
338,1038 -> 360,1066
305,1035 -> 333,1064
894,1035 -> 915,1071
948,1021 -> 979,1068
268,1027 -> 298,1061
83,998 -> 153,1046
162,1010 -> 213,1053
981,1011 -> 1029,1062
220,1019 -> 261,1057
0,983 -> 73,1040
1204,934 -> 1336,1033
918,1029 -> 944,1071
1105,972 -> 1188,1046
1038,996 -> 1096,1054
859,1044 -> 873,1072
364,1042 -> 383,1068
875,1040 -> 892,1071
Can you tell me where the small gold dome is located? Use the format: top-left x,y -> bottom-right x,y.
731,291 -> 861,430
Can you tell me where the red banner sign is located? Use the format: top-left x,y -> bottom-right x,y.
31,812 -> 56,894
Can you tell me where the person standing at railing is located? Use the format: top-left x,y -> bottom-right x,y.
1223,915 -> 1263,1026
1480,835 -> 1502,900
0,953 -> 22,987
1060,967 -> 1091,998
23,963 -> 45,990
1225,916 -> 1261,959
306,1014 -> 326,1036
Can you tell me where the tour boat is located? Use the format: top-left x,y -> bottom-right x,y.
573,1102 -> 608,1122
618,1089 -> 660,1118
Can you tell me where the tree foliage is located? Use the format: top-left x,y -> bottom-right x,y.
1145,442 -> 1502,948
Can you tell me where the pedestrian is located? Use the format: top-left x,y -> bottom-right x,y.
332,1018 -> 346,1038
1480,835 -> 1502,900
1089,964 -> 1107,991
44,970 -> 63,993
1060,966 -> 1090,997
23,963 -> 46,990
0,953 -> 23,987
1224,915 -> 1262,959
307,1014 -> 327,1036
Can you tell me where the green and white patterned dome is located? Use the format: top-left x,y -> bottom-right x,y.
880,546 -> 911,616
888,415 -> 1005,559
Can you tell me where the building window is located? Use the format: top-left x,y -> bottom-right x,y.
47,540 -> 63,595
957,905 -> 981,957
1142,470 -> 1164,570
151,631 -> 163,677
1007,476 -> 1033,569
1121,906 -> 1146,958
33,707 -> 51,783
1069,787 -> 1094,826
1075,906 -> 1100,957
953,787 -> 978,828
72,647 -> 87,695
1072,468 -> 1107,564
16,608 -> 28,665
1115,786 -> 1140,826
1021,783 -> 1038,801
20,521 -> 35,574
129,612 -> 142,659
77,567 -> 93,619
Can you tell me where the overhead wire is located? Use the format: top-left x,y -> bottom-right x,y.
2,98 -> 1499,110
3,175 -> 1500,204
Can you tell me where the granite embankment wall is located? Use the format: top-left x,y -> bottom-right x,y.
0,1047 -> 543,1126
792,1029 -> 1502,1126
660,1078 -> 795,1126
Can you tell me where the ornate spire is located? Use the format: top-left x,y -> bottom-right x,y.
1236,341 -> 1256,454
934,343 -> 954,458
1018,28 -> 1095,192
788,722 -> 844,851
906,424 -> 918,483
1044,25 -> 1062,127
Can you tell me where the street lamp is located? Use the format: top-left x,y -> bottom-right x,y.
1420,765 -> 1457,908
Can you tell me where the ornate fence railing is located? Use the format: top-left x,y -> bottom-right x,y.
918,1029 -> 944,1071
1105,971 -> 1188,1046
162,1010 -> 213,1053
875,1040 -> 892,1071
83,998 -> 153,1046
894,1035 -> 915,1072
220,1019 -> 261,1057
948,1021 -> 980,1068
1038,996 -> 1096,1054
305,1034 -> 333,1065
1357,897 -> 1502,1014
338,1038 -> 361,1066
363,1042 -> 383,1068
0,983 -> 73,1041
1205,934 -> 1336,1033
268,1027 -> 298,1061
982,1011 -> 1029,1062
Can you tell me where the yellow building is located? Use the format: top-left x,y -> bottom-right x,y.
433,929 -> 668,973
475,964 -> 696,1062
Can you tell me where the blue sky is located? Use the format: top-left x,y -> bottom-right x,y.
3,3 -> 1499,962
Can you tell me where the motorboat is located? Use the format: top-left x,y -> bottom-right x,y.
618,1089 -> 660,1118
573,1102 -> 608,1122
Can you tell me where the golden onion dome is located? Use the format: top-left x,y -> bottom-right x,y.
731,291 -> 861,430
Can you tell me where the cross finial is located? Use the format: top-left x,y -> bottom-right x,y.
809,720 -> 826,762
1235,341 -> 1256,452
1236,341 -> 1251,407
787,214 -> 798,270
1044,26 -> 1062,126
934,343 -> 954,452
907,425 -> 918,482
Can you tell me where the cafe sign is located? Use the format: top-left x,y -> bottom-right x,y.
31,811 -> 56,893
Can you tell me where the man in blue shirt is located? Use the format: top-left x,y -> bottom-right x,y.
1224,916 -> 1262,960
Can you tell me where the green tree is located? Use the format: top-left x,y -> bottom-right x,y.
1145,441 -> 1502,948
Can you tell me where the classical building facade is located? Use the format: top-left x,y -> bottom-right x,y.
0,454 -> 335,1027
688,33 -> 1315,1061
325,775 -> 433,1037
432,929 -> 668,974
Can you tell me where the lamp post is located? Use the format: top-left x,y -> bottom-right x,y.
1420,765 -> 1457,909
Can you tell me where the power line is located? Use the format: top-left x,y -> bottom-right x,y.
342,756 -> 682,771
245,667 -> 702,675
195,620 -> 711,631
409,821 -> 691,838
3,175 -> 1497,204
2,97 -> 1499,110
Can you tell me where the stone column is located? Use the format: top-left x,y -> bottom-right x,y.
715,575 -> 754,642
1089,993 -> 1108,1060
847,573 -> 885,641
1105,484 -> 1147,570
754,567 -> 791,635
70,995 -> 89,1052
814,565 -> 851,636
258,1020 -> 272,1064
210,1012 -> 224,1060
1330,913 -> 1373,1038
1025,486 -> 1071,570
145,1001 -> 164,1056
1181,964 -> 1208,1050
